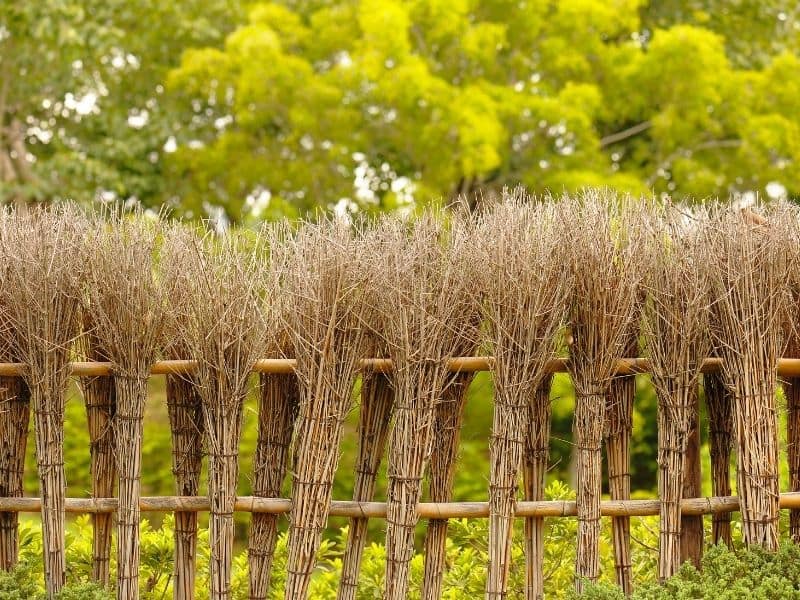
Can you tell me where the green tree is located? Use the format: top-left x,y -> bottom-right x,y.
165,0 -> 800,223
0,1 -> 243,208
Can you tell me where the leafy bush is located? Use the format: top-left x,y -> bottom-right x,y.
5,482 -> 661,599
574,543 -> 800,600
12,482 -> 799,599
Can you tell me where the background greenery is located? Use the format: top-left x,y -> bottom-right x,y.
1,1 -> 799,223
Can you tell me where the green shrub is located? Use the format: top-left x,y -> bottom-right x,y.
574,543 -> 800,600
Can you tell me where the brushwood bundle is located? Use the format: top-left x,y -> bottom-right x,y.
0,192 -> 799,600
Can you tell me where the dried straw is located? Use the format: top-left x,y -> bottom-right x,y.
165,373 -> 205,600
679,392 -> 703,568
640,207 -> 711,581
703,371 -> 733,546
0,207 -> 86,598
563,192 -> 643,592
338,341 -> 393,600
163,229 -> 272,600
367,212 -> 478,600
0,237 -> 29,572
0,276 -> 30,572
0,374 -> 28,571
522,376 -> 553,600
603,333 -> 637,595
282,220 -> 370,600
161,225 -> 206,600
422,349 -> 480,600
76,323 -> 116,587
249,372 -> 297,599
476,193 -> 570,600
705,204 -> 795,550
85,215 -> 170,600
250,231 -> 298,600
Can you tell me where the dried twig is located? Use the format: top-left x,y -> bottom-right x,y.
705,203 -> 795,549
641,206 -> 711,581
367,212 -> 479,600
282,220 -> 370,600
76,323 -> 116,587
0,207 -> 86,598
476,192 -> 570,600
604,333 -> 638,595
338,323 -> 393,600
163,228 -> 273,600
85,215 -> 170,600
0,236 -> 30,572
563,192 -> 644,592
161,224 -> 206,600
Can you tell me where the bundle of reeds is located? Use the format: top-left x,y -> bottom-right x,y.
0,207 -> 86,598
703,371 -> 733,546
476,195 -> 570,600
338,336 -> 393,600
249,228 -> 298,600
603,333 -> 638,595
85,216 -> 169,600
249,370 -> 298,599
563,192 -> 643,592
522,375 -> 553,600
705,204 -> 794,549
160,225 -> 207,600
422,329 -> 481,600
0,370 -> 29,572
163,229 -> 272,600
0,260 -> 30,571
282,220 -> 370,600
368,212 -> 478,600
76,324 -> 116,587
640,208 -> 711,581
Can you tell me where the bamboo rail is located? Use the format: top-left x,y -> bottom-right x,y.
1,493 -> 800,517
2,356 -> 800,377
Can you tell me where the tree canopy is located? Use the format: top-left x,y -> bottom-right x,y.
2,1 -> 799,222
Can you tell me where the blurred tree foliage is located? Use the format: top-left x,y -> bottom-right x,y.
2,1 -> 799,222
0,1 -> 244,208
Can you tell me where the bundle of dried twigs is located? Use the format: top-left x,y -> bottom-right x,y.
641,207 -> 711,581
0,371 -> 29,572
368,212 -> 478,600
338,327 -> 393,600
282,220 -> 370,600
705,204 -> 795,550
421,325 -> 481,600
249,227 -> 298,600
164,229 -> 272,600
161,225 -> 207,600
249,371 -> 298,599
703,369 -> 733,546
76,323 -> 116,587
476,194 -> 570,600
603,333 -> 638,595
0,228 -> 30,571
0,207 -> 86,598
522,375 -> 553,600
563,192 -> 643,592
85,216 -> 170,600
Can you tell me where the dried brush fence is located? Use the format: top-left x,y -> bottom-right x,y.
4,195 -> 800,600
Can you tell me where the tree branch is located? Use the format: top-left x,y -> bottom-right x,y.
600,121 -> 652,147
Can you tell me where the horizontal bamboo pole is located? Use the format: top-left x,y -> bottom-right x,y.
2,493 -> 800,518
2,357 -> 800,377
